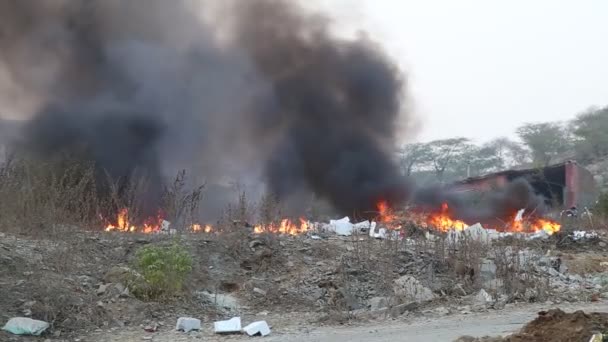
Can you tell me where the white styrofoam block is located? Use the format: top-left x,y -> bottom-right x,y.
175,317 -> 201,333
243,320 -> 271,336
214,317 -> 241,334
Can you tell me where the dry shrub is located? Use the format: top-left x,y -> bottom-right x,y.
0,155 -> 99,235
161,169 -> 205,232
491,238 -> 551,302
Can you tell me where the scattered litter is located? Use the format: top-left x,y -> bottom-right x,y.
589,333 -> 603,342
2,317 -> 50,336
310,234 -> 322,240
573,230 -> 599,240
175,317 -> 201,333
329,217 -> 353,236
214,317 -> 241,334
243,321 -> 271,337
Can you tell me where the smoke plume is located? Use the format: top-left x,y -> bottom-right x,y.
0,0 -> 547,222
0,0 -> 410,218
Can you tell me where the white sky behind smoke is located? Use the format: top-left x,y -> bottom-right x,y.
315,0 -> 608,144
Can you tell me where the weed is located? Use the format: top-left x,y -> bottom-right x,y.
132,238 -> 193,300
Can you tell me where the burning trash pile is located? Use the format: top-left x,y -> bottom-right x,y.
100,198 -> 562,241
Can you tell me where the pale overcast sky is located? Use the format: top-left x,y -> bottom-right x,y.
315,0 -> 608,143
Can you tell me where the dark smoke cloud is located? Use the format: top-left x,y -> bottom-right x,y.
414,178 -> 548,226
0,0 -> 548,222
229,1 -> 411,216
0,0 -> 412,218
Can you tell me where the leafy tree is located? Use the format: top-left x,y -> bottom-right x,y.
484,137 -> 530,169
516,122 -> 571,166
572,106 -> 608,162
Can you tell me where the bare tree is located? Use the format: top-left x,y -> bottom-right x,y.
397,143 -> 432,176
428,137 -> 471,183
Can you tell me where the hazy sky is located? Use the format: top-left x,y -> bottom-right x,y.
316,0 -> 608,144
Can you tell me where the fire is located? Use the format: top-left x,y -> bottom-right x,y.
377,200 -> 398,223
425,203 -> 561,235
191,224 -> 213,233
427,203 -> 468,232
530,218 -> 561,235
105,208 -> 136,232
253,218 -> 309,235
104,208 -> 163,233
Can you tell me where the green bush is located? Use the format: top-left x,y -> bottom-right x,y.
133,239 -> 193,300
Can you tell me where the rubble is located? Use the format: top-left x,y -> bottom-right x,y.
175,317 -> 201,333
393,275 -> 436,304
243,321 -> 271,336
474,289 -> 494,308
2,317 -> 50,336
214,317 -> 242,334
368,297 -> 389,311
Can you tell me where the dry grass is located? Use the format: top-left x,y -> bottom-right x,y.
0,155 -> 100,236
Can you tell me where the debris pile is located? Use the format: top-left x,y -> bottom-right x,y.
456,309 -> 608,342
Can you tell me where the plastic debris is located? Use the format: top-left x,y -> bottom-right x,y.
243,321 -> 271,336
2,317 -> 50,336
329,217 -> 353,236
589,333 -> 603,342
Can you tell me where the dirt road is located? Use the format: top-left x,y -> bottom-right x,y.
87,301 -> 608,342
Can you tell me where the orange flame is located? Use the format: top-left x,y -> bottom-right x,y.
377,200 -> 397,223
427,203 -> 468,231
529,218 -> 561,235
254,218 -> 309,235
191,224 -> 213,233
105,208 -> 136,232
104,208 -> 163,233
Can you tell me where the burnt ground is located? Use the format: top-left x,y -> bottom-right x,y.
2,227 -> 608,341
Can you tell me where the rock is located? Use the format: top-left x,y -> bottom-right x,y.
393,275 -> 436,303
243,321 -> 271,336
493,296 -> 507,310
2,317 -> 50,336
214,317 -> 241,334
249,240 -> 263,249
600,242 -> 607,248
433,306 -> 450,315
175,317 -> 201,333
199,291 -> 240,311
474,289 -> 493,306
142,336 -> 153,340
389,302 -> 418,318
253,288 -> 267,296
368,297 -> 389,311
104,266 -> 142,284
480,259 -> 497,282
144,324 -> 158,332
97,284 -> 108,296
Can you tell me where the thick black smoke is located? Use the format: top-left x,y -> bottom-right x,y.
0,0 -> 411,218
0,0 -> 547,222
230,1 -> 411,215
414,178 -> 548,226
